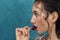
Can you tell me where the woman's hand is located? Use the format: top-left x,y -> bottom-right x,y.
16,26 -> 31,40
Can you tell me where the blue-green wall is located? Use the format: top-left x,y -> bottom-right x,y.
0,0 -> 37,40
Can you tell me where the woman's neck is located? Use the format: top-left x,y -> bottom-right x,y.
48,23 -> 58,40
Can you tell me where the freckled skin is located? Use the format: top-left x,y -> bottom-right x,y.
31,2 -> 58,40
31,2 -> 48,34
16,2 -> 59,40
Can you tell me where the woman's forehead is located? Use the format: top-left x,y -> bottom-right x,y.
32,2 -> 44,11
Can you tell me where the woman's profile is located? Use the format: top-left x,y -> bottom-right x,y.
16,0 -> 60,40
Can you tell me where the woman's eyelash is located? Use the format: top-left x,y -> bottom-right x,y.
33,11 -> 39,17
34,12 -> 38,16
34,12 -> 38,15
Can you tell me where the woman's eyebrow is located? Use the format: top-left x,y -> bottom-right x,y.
33,11 -> 38,15
33,11 -> 37,13
33,7 -> 43,14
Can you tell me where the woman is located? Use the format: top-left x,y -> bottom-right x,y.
16,0 -> 60,40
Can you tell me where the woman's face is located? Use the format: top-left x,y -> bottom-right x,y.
31,2 -> 49,34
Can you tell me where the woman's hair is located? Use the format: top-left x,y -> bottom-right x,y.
34,0 -> 60,38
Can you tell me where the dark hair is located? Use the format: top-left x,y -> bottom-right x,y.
34,0 -> 60,38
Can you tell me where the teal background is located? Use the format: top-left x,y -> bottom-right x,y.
0,0 -> 37,40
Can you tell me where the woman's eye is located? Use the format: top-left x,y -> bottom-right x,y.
34,12 -> 38,17
33,11 -> 39,17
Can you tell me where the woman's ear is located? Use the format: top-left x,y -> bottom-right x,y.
51,11 -> 58,23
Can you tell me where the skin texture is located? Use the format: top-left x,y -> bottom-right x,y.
16,26 -> 30,40
16,2 -> 59,40
31,2 -> 48,34
31,2 -> 58,40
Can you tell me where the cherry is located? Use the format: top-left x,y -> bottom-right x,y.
32,26 -> 37,30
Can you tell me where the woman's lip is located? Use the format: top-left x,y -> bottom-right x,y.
32,26 -> 37,30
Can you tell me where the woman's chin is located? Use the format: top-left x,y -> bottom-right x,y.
37,31 -> 42,34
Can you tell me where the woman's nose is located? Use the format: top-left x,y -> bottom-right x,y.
31,16 -> 36,24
